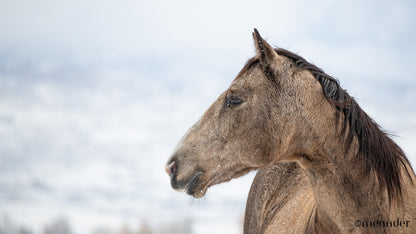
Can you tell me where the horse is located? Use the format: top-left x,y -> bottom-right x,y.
165,29 -> 416,233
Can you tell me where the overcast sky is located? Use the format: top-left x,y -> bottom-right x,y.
0,0 -> 415,233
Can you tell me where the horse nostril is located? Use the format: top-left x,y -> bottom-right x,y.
165,161 -> 178,176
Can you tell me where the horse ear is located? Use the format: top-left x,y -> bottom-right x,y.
252,29 -> 284,74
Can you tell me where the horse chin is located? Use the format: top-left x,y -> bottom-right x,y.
184,172 -> 207,198
191,167 -> 253,198
188,185 -> 207,199
171,171 -> 207,198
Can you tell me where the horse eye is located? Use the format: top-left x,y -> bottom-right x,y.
226,96 -> 243,107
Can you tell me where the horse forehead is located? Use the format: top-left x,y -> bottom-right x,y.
232,64 -> 321,94
233,68 -> 267,87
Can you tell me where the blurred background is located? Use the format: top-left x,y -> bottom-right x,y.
0,0 -> 415,233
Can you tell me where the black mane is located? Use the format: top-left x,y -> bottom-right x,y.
275,48 -> 414,203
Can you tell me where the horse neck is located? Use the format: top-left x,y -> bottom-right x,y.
294,123 -> 390,232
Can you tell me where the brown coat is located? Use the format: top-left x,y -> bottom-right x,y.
166,29 -> 416,233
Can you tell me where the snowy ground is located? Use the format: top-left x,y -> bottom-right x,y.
0,56 -> 256,233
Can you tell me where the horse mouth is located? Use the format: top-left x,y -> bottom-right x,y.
170,172 -> 206,198
184,172 -> 204,197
